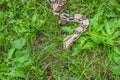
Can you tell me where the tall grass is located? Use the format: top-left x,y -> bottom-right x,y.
0,0 -> 120,80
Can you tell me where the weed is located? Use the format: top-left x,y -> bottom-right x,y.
0,0 -> 120,80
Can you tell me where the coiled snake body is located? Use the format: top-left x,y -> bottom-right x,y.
48,0 -> 89,49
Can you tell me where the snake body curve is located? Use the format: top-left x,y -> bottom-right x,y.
48,0 -> 89,49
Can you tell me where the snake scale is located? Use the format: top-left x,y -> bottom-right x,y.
48,0 -> 89,49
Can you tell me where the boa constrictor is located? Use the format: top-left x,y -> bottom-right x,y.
48,0 -> 89,49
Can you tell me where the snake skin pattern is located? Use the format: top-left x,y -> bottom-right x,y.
48,0 -> 89,49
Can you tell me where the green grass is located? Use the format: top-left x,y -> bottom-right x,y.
0,0 -> 120,80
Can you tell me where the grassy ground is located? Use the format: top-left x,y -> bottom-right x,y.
0,0 -> 120,80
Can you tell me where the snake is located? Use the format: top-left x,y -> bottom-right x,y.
48,0 -> 89,49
